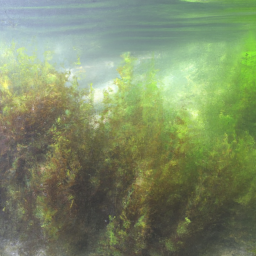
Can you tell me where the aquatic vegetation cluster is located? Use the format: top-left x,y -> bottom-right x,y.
0,41 -> 256,255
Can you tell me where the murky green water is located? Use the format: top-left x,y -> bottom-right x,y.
0,1 -> 256,255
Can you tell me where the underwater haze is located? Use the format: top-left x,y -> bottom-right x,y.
0,0 -> 256,255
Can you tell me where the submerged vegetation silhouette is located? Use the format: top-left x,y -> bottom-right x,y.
0,40 -> 256,255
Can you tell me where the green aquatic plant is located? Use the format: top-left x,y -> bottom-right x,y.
1,39 -> 256,256
93,47 -> 256,255
0,44 -> 101,254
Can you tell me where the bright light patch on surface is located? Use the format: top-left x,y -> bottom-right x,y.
189,109 -> 199,119
94,81 -> 117,104
162,74 -> 175,85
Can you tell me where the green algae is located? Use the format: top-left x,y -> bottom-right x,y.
0,38 -> 256,255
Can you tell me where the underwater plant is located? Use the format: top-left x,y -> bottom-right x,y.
91,49 -> 256,255
1,39 -> 256,256
0,43 -> 103,254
